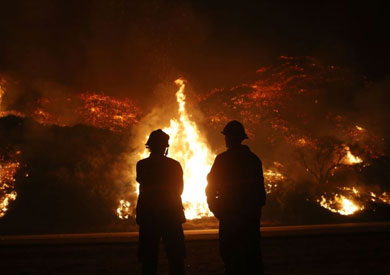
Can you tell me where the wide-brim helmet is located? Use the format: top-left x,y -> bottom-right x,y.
221,120 -> 248,139
146,129 -> 170,149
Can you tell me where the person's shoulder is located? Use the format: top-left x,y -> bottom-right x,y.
245,146 -> 262,163
165,156 -> 182,167
216,150 -> 229,160
219,146 -> 235,157
251,152 -> 263,166
136,158 -> 149,166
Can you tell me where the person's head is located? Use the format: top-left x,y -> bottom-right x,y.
221,120 -> 248,148
145,129 -> 170,155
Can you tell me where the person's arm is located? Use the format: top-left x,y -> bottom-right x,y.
177,163 -> 184,196
206,156 -> 222,218
259,161 -> 266,206
136,161 -> 146,193
136,161 -> 141,183
206,157 -> 219,200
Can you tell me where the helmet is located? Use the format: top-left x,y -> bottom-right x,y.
145,129 -> 169,149
221,120 -> 248,139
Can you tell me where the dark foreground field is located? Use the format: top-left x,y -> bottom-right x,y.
1,223 -> 389,275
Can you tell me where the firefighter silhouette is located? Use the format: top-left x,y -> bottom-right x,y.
136,129 -> 186,275
206,120 -> 266,274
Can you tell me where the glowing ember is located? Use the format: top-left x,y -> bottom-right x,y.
1,88 -> 141,131
355,125 -> 365,131
296,138 -> 307,147
32,108 -> 61,126
318,194 -> 364,216
378,192 -> 390,204
0,158 -> 20,218
264,167 -> 285,194
341,145 -> 362,165
371,191 -> 390,205
117,200 -> 131,220
341,186 -> 359,194
79,93 -> 140,131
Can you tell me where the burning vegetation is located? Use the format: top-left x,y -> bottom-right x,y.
198,56 -> 387,219
79,93 -> 140,132
0,56 -> 389,233
0,156 -> 20,218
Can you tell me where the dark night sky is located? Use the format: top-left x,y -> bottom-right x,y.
0,0 -> 388,105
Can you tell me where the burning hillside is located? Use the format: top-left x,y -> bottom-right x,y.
0,56 -> 389,233
198,56 -> 388,219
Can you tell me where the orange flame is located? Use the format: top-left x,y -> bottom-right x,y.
355,125 -> 365,131
341,145 -> 362,165
79,93 -> 140,131
264,168 -> 285,194
318,194 -> 364,216
162,79 -> 214,219
0,158 -> 20,218
117,200 -> 131,220
118,78 -> 215,220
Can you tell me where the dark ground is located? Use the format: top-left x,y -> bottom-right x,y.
1,223 -> 390,275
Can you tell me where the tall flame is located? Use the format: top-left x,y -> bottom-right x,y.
162,79 -> 214,219
118,79 -> 215,220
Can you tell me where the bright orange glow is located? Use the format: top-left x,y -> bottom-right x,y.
117,200 -> 131,220
118,78 -> 215,220
355,125 -> 365,131
161,79 -> 214,219
318,194 -> 364,216
378,192 -> 390,204
371,191 -> 390,205
0,159 -> 20,218
264,168 -> 285,194
341,145 -> 362,165
79,93 -> 140,131
296,138 -> 307,146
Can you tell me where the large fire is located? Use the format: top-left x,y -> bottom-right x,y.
109,75 -> 383,220
119,79 -> 215,220
1,57 -> 389,223
316,148 -> 364,215
116,79 -> 313,220
162,79 -> 214,219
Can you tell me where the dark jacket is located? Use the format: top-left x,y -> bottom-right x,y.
206,145 -> 266,220
136,155 -> 186,224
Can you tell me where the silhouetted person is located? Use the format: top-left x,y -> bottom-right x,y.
206,121 -> 266,275
136,129 -> 186,275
